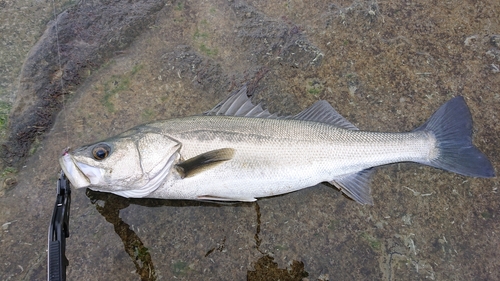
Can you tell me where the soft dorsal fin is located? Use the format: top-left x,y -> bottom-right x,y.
205,85 -> 357,129
175,148 -> 235,178
204,85 -> 277,118
293,101 -> 358,130
329,169 -> 374,205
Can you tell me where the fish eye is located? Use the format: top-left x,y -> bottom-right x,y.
92,144 -> 111,160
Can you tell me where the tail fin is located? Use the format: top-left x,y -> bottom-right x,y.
414,96 -> 495,178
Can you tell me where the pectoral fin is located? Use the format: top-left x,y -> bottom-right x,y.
175,148 -> 235,178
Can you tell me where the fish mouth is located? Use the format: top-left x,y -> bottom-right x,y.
59,151 -> 102,188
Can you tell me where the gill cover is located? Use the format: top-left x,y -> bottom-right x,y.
61,130 -> 181,197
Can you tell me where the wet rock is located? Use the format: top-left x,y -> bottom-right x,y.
164,45 -> 230,95
231,1 -> 324,68
2,0 -> 165,168
247,255 -> 309,281
490,35 -> 500,48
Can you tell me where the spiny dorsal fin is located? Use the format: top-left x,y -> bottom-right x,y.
293,101 -> 358,130
205,85 -> 357,129
330,169 -> 374,205
204,85 -> 276,118
175,148 -> 235,178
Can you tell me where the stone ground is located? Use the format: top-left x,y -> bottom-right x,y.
1,0 -> 499,280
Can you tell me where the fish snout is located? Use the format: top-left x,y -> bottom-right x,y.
59,153 -> 92,188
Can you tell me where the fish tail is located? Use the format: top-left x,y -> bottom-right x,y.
414,96 -> 495,178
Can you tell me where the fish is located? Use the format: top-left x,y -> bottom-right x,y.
59,85 -> 495,205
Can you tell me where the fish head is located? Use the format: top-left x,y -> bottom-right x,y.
59,128 -> 181,197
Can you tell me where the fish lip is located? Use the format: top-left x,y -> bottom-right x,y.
75,162 -> 105,185
59,152 -> 92,188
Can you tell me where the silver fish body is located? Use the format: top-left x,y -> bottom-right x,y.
60,86 -> 495,204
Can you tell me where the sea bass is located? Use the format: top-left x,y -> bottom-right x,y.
59,86 -> 495,204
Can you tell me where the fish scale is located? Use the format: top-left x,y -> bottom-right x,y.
143,116 -> 434,201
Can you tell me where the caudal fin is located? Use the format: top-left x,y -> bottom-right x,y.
414,96 -> 495,178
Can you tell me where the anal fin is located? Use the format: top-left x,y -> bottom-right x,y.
175,148 -> 235,178
330,169 -> 374,205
